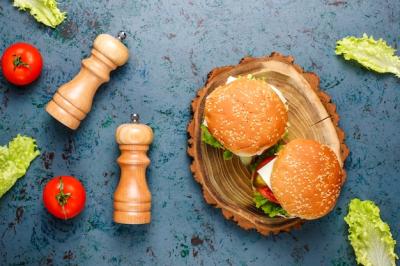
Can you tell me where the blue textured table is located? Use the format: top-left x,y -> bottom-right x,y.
0,1 -> 399,265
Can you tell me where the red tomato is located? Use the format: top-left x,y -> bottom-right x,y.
43,176 -> 86,219
257,186 -> 279,204
256,155 -> 276,171
254,155 -> 279,204
1,43 -> 43,86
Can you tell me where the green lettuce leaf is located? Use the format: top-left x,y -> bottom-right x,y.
336,34 -> 400,78
201,125 -> 235,160
13,0 -> 66,28
344,198 -> 398,266
0,135 -> 40,198
223,150 -> 233,160
201,124 -> 223,149
249,141 -> 285,171
253,192 -> 288,218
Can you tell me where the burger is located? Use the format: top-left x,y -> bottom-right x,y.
202,75 -> 289,163
252,139 -> 343,219
201,76 -> 343,220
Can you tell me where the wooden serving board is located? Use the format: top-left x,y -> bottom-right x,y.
187,53 -> 349,235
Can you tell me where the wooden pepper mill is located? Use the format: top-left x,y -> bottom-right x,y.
114,114 -> 154,224
46,32 -> 129,130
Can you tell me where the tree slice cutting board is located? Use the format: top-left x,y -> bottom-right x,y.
187,53 -> 349,235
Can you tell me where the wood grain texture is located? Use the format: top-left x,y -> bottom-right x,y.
187,53 -> 349,235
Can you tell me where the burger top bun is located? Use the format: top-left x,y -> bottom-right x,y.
271,139 -> 343,220
204,78 -> 288,157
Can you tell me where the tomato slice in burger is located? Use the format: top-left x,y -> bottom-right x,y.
257,186 -> 279,204
252,155 -> 280,204
256,155 -> 276,171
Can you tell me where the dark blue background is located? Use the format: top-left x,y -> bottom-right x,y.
0,1 -> 399,265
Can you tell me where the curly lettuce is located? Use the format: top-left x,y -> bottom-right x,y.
345,199 -> 398,266
201,125 -> 235,161
13,0 -> 66,28
0,135 -> 40,198
253,192 -> 288,218
201,124 -> 223,149
336,34 -> 400,78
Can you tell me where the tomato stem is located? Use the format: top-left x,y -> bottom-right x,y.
12,54 -> 30,71
55,177 -> 71,207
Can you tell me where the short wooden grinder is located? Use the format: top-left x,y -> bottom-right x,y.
113,114 -> 154,224
46,32 -> 129,130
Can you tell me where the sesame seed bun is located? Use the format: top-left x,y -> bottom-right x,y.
204,78 -> 288,156
271,139 -> 343,220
